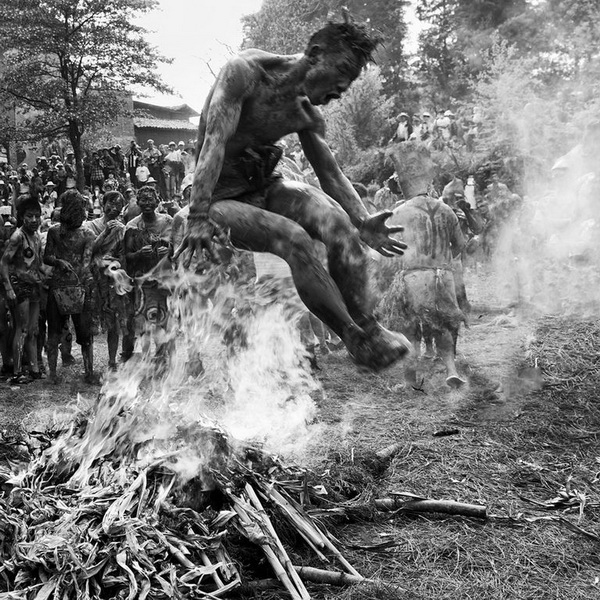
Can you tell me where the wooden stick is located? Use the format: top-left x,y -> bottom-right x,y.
294,566 -> 367,586
269,486 -> 362,579
245,484 -> 311,600
374,497 -> 488,519
318,531 -> 363,579
268,486 -> 327,548
375,442 -> 405,460
231,497 -> 304,600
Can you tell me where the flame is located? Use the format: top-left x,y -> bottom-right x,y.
43,251 -> 322,489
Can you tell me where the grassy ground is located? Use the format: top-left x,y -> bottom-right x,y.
1,267 -> 600,599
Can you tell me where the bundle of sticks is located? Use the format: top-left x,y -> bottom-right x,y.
0,425 -> 365,599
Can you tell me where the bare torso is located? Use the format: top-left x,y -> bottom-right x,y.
196,50 -> 324,162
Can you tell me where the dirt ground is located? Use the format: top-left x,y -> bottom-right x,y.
1,264 -> 600,599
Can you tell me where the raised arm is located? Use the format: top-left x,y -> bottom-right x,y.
299,125 -> 406,257
298,126 -> 369,229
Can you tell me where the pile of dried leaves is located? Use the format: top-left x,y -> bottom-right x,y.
0,401 -> 364,600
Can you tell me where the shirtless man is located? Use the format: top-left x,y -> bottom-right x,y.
175,18 -> 410,370
385,142 -> 466,388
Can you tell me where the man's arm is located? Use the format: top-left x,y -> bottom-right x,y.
188,58 -> 254,220
299,125 -> 406,257
0,230 -> 20,300
298,127 -> 369,229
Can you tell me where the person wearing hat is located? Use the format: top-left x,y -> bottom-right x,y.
383,141 -> 467,389
372,174 -> 403,212
409,114 -> 423,141
390,112 -> 413,143
41,181 -> 58,220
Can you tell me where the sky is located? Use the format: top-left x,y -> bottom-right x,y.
136,0 -> 420,113
136,0 -> 263,112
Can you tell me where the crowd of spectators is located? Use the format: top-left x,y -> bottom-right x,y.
0,141 -> 198,385
389,107 -> 483,151
0,138 -> 195,222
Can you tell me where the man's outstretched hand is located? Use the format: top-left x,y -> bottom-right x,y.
359,210 -> 407,257
173,216 -> 228,268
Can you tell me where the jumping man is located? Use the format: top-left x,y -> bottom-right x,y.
176,17 -> 410,370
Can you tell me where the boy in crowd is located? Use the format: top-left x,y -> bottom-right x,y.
44,190 -> 96,384
0,195 -> 45,384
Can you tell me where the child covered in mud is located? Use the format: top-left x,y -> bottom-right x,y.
44,190 -> 96,384
0,195 -> 45,384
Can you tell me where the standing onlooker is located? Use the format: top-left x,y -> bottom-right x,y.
87,191 -> 130,372
372,175 -> 403,212
390,112 -> 413,143
0,195 -> 45,384
122,187 -> 141,223
143,139 -> 162,186
44,190 -> 96,384
89,152 -> 105,197
383,143 -> 467,389
126,140 -> 141,188
123,185 -> 173,365
135,157 -> 150,190
163,141 -> 182,200
0,210 -> 15,377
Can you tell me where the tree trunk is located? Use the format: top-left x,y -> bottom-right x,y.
68,119 -> 85,192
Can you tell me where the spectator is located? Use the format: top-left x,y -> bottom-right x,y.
87,191 -> 130,372
372,175 -> 403,212
135,157 -> 150,189
142,139 -> 162,186
390,112 -> 413,143
89,152 -> 105,197
0,195 -> 45,384
126,140 -> 142,188
384,143 -> 467,389
123,185 -> 173,365
421,112 -> 434,140
409,115 -> 422,141
122,187 -> 141,223
0,209 -> 15,377
163,141 -> 182,199
44,189 -> 97,384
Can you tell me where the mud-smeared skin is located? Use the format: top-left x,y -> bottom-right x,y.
179,42 -> 410,370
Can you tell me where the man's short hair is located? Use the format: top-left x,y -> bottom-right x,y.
137,185 -> 158,203
16,194 -> 41,224
102,190 -> 124,208
307,19 -> 382,72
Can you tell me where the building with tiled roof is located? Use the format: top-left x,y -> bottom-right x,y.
133,99 -> 199,147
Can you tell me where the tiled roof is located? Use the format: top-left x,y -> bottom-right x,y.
134,117 -> 198,131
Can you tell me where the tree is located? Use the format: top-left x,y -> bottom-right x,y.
0,0 -> 171,190
323,65 -> 395,182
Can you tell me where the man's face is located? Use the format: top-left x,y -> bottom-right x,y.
137,193 -> 158,214
104,197 -> 123,220
305,49 -> 358,106
23,209 -> 41,232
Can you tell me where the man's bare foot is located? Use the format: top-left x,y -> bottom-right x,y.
344,321 -> 412,371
